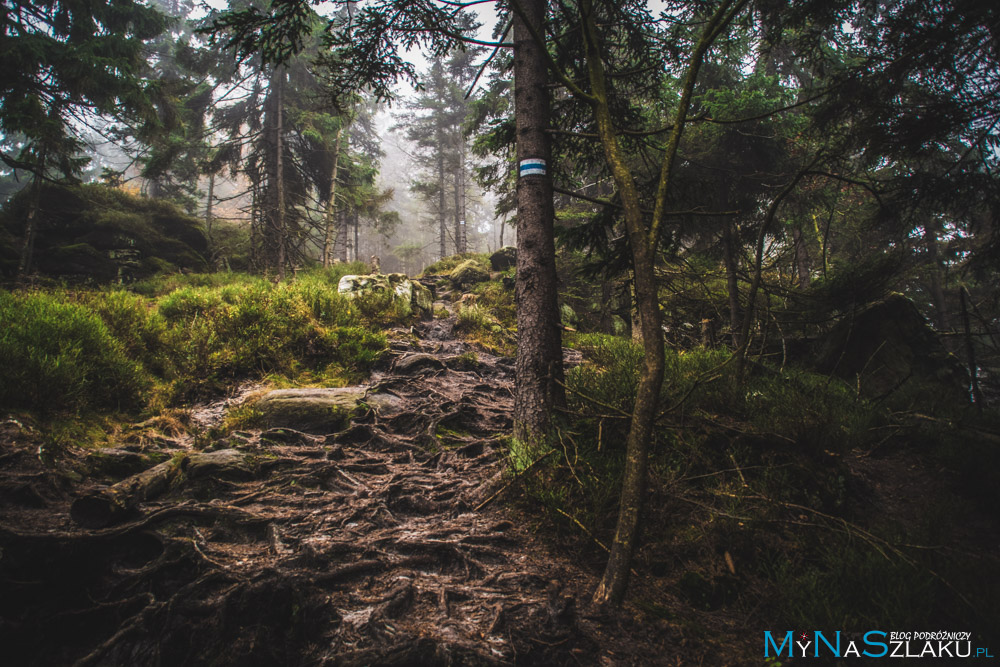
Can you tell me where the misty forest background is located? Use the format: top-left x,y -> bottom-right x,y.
1,0 -> 999,663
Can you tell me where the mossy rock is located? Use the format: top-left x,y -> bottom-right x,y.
0,182 -> 208,282
338,272 -> 432,318
85,448 -> 154,478
394,352 -> 447,374
489,246 -> 517,271
450,259 -> 490,289
409,280 -> 433,316
813,293 -> 968,404
249,388 -> 366,434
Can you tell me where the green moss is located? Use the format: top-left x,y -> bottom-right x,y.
421,252 -> 490,276
449,259 -> 490,288
0,290 -> 150,413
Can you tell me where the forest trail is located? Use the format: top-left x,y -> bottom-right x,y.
0,283 -> 677,666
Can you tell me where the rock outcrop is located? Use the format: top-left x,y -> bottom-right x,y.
251,387 -> 367,433
813,293 -> 969,403
489,246 -> 517,271
338,272 -> 433,318
449,259 -> 490,289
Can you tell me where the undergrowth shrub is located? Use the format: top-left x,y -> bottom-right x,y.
528,332 -> 996,646
452,282 -> 516,354
566,333 -> 874,450
84,290 -> 168,373
301,262 -> 370,286
472,281 -> 515,328
0,291 -> 149,412
454,303 -> 512,354
154,278 -> 390,398
353,288 -> 410,325
1,267 -> 405,413
131,271 -> 259,298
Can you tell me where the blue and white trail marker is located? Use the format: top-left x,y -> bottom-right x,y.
519,158 -> 547,177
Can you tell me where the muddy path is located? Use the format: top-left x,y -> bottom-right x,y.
0,299 -> 677,665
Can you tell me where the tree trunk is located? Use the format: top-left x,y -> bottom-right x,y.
205,171 -> 216,269
581,16 -> 665,606
629,276 -> 643,343
454,159 -> 464,254
599,279 -> 615,334
736,169 -> 810,378
16,166 -> 44,279
322,125 -> 345,268
960,286 -> 984,407
262,68 -> 288,277
460,139 -> 468,252
353,210 -> 360,262
578,0 -> 742,606
438,130 -> 447,260
511,0 -> 565,450
792,225 -> 809,289
249,181 -> 260,272
275,70 -> 287,280
924,220 -> 948,330
723,224 -> 741,347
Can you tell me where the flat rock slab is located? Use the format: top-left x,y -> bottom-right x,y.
185,449 -> 253,480
365,392 -> 406,417
251,388 -> 366,434
393,353 -> 446,374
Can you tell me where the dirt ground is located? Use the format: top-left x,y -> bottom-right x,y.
0,305 -> 702,666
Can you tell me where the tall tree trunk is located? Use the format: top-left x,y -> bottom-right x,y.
322,125 -> 345,268
960,286 -> 984,407
205,171 -> 216,269
454,162 -> 464,254
580,7 -> 664,606
353,210 -> 360,262
263,68 -> 287,277
723,224 -> 741,347
249,180 -> 260,272
17,161 -> 45,279
275,70 -> 287,280
924,220 -> 948,330
736,169 -> 810,378
599,279 -> 615,334
460,139 -> 468,252
336,209 -> 349,262
792,225 -> 809,289
511,0 -> 565,450
438,131 -> 447,260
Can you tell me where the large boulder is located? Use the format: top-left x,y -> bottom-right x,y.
250,387 -> 366,434
813,294 -> 968,404
450,259 -> 489,289
0,182 -> 208,281
489,246 -> 517,271
338,272 -> 432,318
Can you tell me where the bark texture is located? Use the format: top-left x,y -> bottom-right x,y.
512,0 -> 565,449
